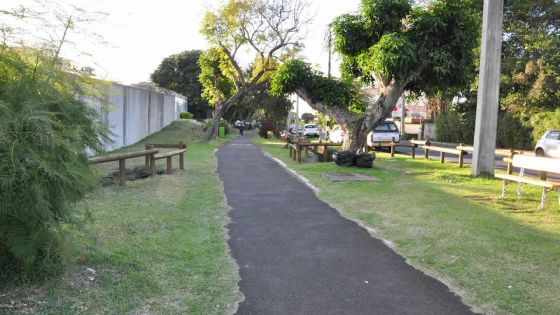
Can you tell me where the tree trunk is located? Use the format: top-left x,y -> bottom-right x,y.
204,91 -> 247,142
294,81 -> 404,153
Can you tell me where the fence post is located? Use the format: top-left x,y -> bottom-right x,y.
166,156 -> 173,174
412,144 -> 416,159
459,151 -> 464,168
150,153 -> 156,177
179,141 -> 185,170
440,151 -> 445,163
145,144 -> 150,167
118,159 -> 126,186
507,148 -> 515,175
391,137 -> 396,157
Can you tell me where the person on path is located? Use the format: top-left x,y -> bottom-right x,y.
239,122 -> 245,136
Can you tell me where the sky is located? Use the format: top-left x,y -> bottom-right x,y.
2,0 -> 361,84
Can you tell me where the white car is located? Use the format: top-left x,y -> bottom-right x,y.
367,121 -> 401,147
303,124 -> 319,137
329,125 -> 345,143
535,130 -> 560,158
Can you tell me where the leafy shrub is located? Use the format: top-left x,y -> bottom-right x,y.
203,118 -> 230,135
259,119 -> 276,138
530,109 -> 560,144
435,107 -> 533,149
180,112 -> 194,119
0,49 -> 107,279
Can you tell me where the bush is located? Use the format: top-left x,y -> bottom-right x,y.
530,109 -> 560,144
259,119 -> 276,138
0,49 -> 107,279
204,118 -> 230,135
180,112 -> 193,119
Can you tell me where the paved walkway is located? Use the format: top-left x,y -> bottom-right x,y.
217,132 -> 474,315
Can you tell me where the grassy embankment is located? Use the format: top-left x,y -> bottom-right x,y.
256,137 -> 560,315
3,120 -> 242,314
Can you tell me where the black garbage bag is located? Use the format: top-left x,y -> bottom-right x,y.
333,151 -> 356,167
354,153 -> 376,168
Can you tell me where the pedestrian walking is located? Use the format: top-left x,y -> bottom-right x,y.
239,122 -> 245,136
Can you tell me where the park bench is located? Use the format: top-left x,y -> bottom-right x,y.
495,155 -> 560,210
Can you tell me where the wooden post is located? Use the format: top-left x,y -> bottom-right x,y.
293,148 -> 297,161
297,149 -> 302,163
305,146 -> 309,157
440,151 -> 445,163
289,146 -> 293,158
424,147 -> 429,159
391,137 -> 396,157
540,171 -> 547,181
149,154 -> 156,176
459,151 -> 464,168
323,145 -> 329,162
118,159 -> 126,186
411,145 -> 416,159
179,151 -> 185,170
145,145 -> 150,167
507,148 -> 515,174
166,156 -> 173,174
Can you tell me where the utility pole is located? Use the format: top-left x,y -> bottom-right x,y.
472,0 -> 504,176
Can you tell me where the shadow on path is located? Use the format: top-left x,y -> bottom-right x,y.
217,132 -> 475,315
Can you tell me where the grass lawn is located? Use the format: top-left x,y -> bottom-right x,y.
2,120 -> 242,314
256,137 -> 560,315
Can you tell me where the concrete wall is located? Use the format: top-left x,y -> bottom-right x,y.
85,83 -> 187,151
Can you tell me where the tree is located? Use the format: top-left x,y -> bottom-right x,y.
301,112 -> 315,123
271,0 -> 480,152
1,4 -> 108,277
199,0 -> 311,141
151,50 -> 212,119
500,0 -> 560,116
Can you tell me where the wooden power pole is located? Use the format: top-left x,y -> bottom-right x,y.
472,0 -> 504,176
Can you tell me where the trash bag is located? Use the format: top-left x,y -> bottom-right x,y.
333,151 -> 356,167
354,153 -> 376,168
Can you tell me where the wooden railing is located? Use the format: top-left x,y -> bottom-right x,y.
88,148 -> 159,185
145,141 -> 187,173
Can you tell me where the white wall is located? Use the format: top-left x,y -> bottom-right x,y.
86,83 -> 186,151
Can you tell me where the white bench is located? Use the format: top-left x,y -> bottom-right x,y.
495,155 -> 560,210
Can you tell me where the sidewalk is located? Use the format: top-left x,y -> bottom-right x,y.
217,132 -> 475,314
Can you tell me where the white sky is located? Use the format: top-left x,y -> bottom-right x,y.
2,0 -> 361,84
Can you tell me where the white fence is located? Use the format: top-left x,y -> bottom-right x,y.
84,83 -> 187,151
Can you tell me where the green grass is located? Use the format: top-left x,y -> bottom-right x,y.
256,137 -> 560,315
3,121 -> 242,314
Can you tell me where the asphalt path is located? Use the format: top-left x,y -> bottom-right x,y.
217,132 -> 475,315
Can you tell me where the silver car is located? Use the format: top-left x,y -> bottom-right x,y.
535,130 -> 560,158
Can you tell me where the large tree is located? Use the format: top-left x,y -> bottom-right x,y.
199,0 -> 311,141
151,50 -> 211,119
271,0 -> 479,152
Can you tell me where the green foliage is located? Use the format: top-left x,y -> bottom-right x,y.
0,48 -> 107,278
435,106 -> 533,149
301,113 -> 315,123
151,50 -> 211,119
271,60 -> 366,112
180,112 -> 194,119
530,109 -> 560,144
198,48 -> 236,106
500,0 -> 560,114
259,119 -> 276,138
330,0 -> 480,95
204,118 -> 230,135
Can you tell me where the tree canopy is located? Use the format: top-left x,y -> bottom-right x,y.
272,0 -> 480,151
151,50 -> 212,119
199,0 -> 311,141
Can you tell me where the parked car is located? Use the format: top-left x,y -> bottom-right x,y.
535,130 -> 560,158
303,123 -> 319,137
367,121 -> 401,147
329,125 -> 345,143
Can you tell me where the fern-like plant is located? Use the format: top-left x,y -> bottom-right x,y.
0,48 -> 108,279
